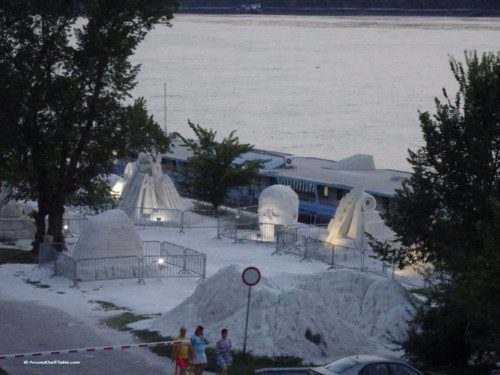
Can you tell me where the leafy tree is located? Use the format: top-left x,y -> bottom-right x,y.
0,0 -> 177,251
370,51 -> 500,366
176,120 -> 267,211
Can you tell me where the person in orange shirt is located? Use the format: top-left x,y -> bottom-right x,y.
173,327 -> 191,375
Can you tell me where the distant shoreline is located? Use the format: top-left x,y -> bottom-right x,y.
177,7 -> 500,17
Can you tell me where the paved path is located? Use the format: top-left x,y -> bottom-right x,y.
0,298 -> 205,375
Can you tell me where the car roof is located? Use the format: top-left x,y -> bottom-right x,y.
343,354 -> 405,364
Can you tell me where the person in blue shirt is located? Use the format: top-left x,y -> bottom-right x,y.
216,328 -> 233,375
190,325 -> 208,375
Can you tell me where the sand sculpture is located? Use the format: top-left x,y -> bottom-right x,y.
325,185 -> 394,249
72,209 -> 143,260
0,185 -> 36,240
258,184 -> 299,241
113,152 -> 188,219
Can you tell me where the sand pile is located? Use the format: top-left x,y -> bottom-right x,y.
144,265 -> 419,364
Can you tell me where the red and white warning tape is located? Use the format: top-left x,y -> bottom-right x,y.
0,339 -> 189,360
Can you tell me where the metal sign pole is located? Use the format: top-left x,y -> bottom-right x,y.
243,285 -> 252,355
241,266 -> 261,357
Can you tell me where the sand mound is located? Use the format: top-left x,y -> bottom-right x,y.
146,265 -> 419,364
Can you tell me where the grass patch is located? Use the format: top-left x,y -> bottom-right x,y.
130,329 -> 175,358
0,248 -> 37,264
90,300 -> 130,312
0,366 -> 9,375
103,316 -> 307,374
101,312 -> 152,331
130,328 -> 304,374
192,201 -> 218,217
24,279 -> 51,289
228,351 -> 305,375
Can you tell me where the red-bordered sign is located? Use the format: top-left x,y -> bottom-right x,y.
242,267 -> 261,286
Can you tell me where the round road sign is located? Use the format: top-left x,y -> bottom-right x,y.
242,267 -> 261,286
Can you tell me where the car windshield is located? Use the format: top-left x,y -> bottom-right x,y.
324,357 -> 358,373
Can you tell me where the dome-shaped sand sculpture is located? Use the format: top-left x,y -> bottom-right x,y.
72,209 -> 143,261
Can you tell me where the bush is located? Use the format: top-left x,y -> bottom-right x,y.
403,286 -> 470,367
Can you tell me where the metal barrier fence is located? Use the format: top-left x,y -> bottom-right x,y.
265,224 -> 431,288
125,206 -> 230,232
62,217 -> 89,238
0,218 -> 36,241
34,208 -> 429,288
229,223 -> 432,287
39,240 -> 206,287
0,217 -> 88,241
38,242 -> 76,270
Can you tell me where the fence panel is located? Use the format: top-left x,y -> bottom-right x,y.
142,255 -> 187,278
218,217 -> 237,240
161,241 -> 186,256
38,243 -> 58,270
0,218 -> 36,240
75,256 -> 140,282
182,210 -> 218,229
274,226 -> 429,287
127,207 -> 183,228
42,241 -> 207,285
55,251 -> 76,283
143,241 -> 162,256
63,218 -> 88,237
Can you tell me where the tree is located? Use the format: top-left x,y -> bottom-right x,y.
0,0 -> 178,252
176,120 -> 268,211
370,51 -> 500,366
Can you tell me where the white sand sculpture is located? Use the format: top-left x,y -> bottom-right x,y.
144,265 -> 418,364
0,201 -> 35,218
113,152 -> 188,220
325,185 -> 394,249
0,186 -> 37,240
72,209 -> 143,261
258,184 -> 299,241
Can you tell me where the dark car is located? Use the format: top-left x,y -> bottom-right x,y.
308,355 -> 424,375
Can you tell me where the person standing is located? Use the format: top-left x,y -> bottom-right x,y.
173,326 -> 191,375
216,328 -> 232,375
190,325 -> 208,375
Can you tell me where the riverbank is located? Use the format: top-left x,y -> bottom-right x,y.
177,7 -> 500,17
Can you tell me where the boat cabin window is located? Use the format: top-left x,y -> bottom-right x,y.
318,185 -> 337,206
296,189 -> 316,203
337,189 -> 345,201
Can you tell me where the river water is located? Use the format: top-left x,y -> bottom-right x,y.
132,15 -> 500,171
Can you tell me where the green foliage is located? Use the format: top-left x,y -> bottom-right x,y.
0,0 -> 177,250
403,281 -> 471,367
0,248 -> 37,264
90,300 -> 130,312
102,312 -> 154,331
177,120 -> 268,210
24,279 -> 51,289
371,51 -> 500,366
229,351 -> 304,375
129,330 -> 174,358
